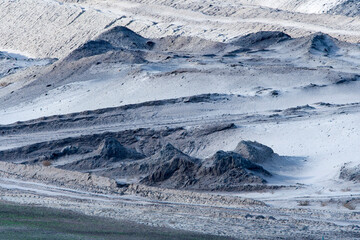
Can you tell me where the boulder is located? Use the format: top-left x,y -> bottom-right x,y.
234,141 -> 274,164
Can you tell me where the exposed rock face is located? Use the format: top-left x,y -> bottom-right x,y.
157,143 -> 199,163
193,151 -> 270,191
97,26 -> 154,50
0,124 -> 278,191
142,143 -> 271,191
309,33 -> 339,56
49,145 -> 79,160
340,163 -> 360,182
60,137 -> 145,171
66,40 -> 114,61
143,144 -> 199,189
0,127 -> 187,164
231,31 -> 291,49
201,150 -> 271,176
234,141 -> 274,164
98,137 -> 142,160
64,26 -> 160,62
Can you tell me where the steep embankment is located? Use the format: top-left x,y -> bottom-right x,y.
0,0 -> 113,58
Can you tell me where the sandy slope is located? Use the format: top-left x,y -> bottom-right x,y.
0,26 -> 359,188
0,0 -> 359,59
0,1 -> 359,238
234,0 -> 347,15
1,29 -> 359,123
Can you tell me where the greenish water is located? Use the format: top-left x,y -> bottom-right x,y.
0,201 -> 232,240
